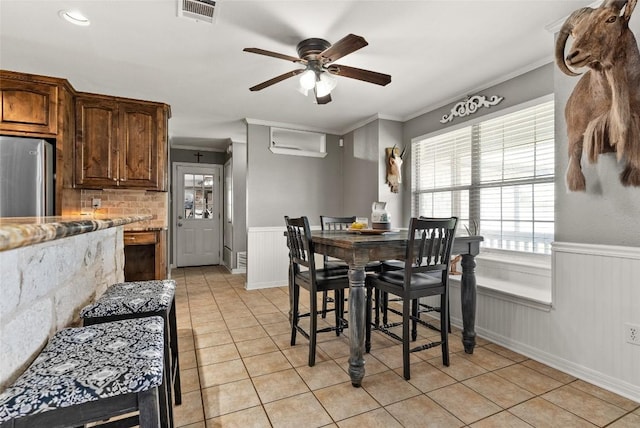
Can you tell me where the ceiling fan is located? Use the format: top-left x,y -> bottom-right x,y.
243,34 -> 391,105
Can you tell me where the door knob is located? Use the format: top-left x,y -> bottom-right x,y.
178,222 -> 183,227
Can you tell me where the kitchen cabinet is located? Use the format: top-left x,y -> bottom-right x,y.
75,94 -> 169,191
124,229 -> 167,280
1,70 -> 78,216
0,75 -> 58,136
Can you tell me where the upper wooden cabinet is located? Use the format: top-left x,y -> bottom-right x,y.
75,94 -> 169,191
0,74 -> 59,136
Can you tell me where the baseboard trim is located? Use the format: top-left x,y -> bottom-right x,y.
246,280 -> 287,290
473,325 -> 640,402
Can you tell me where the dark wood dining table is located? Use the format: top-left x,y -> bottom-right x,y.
311,230 -> 483,387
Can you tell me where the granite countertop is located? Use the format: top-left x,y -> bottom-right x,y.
0,215 -> 153,252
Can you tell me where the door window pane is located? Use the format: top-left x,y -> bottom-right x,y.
183,173 -> 215,219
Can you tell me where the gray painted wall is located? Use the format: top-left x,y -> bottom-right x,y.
378,119 -> 404,228
554,15 -> 640,246
232,141 -> 247,257
170,148 -> 226,165
401,63 -> 556,227
341,119 -> 403,225
246,123 -> 343,228
342,121 -> 379,219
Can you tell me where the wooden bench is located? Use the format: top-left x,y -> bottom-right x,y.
80,280 -> 181,428
0,317 -> 165,428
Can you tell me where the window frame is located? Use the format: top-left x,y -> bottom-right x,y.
411,95 -> 555,256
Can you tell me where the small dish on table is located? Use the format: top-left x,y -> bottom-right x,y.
347,228 -> 398,235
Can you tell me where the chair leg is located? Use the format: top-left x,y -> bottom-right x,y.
365,287 -> 372,353
139,387 -> 161,428
447,299 -> 452,334
334,289 -> 342,337
309,290 -> 318,367
161,313 -> 174,428
441,293 -> 450,367
169,303 -> 181,406
402,295 -> 411,380
411,299 -> 418,341
291,284 -> 300,346
382,291 -> 389,325
373,288 -> 381,327
321,290 -> 328,319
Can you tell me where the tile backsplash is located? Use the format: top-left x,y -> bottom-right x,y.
81,189 -> 168,230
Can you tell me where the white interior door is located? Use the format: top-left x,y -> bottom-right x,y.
174,163 -> 222,267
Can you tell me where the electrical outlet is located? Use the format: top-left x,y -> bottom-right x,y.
625,323 -> 640,346
92,198 -> 101,208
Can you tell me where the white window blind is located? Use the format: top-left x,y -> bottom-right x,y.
412,100 -> 554,255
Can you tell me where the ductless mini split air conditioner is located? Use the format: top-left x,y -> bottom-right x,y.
177,0 -> 217,23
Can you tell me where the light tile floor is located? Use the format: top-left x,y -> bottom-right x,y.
171,266 -> 640,428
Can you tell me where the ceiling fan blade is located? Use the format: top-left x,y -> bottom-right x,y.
249,69 -> 304,91
243,47 -> 305,64
328,64 -> 391,86
320,34 -> 368,63
314,87 -> 332,105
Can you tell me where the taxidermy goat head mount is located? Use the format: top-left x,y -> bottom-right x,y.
386,145 -> 405,193
556,0 -> 640,191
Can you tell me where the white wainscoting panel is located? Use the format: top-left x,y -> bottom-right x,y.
450,242 -> 640,402
247,227 -> 290,289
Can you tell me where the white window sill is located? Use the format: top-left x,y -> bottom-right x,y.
450,248 -> 552,311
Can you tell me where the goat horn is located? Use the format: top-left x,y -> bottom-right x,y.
600,0 -> 628,11
555,8 -> 592,77
390,144 -> 397,158
623,0 -> 636,22
400,147 -> 406,158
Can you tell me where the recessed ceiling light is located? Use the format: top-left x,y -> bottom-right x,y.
58,10 -> 90,26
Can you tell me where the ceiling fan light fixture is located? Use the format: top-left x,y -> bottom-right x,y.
317,72 -> 337,94
244,34 -> 390,104
299,69 -> 316,91
58,9 -> 90,26
297,85 -> 310,97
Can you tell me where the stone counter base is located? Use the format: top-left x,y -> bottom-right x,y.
0,227 -> 125,390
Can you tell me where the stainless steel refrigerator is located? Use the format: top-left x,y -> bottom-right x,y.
0,136 -> 54,217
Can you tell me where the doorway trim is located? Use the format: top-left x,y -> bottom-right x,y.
171,161 -> 223,268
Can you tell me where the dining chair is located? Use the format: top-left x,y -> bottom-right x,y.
365,216 -> 458,380
285,215 -> 351,366
379,217 -> 452,332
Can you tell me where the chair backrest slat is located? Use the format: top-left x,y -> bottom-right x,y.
406,217 -> 458,285
319,216 -> 356,264
320,215 -> 356,231
285,215 -> 317,274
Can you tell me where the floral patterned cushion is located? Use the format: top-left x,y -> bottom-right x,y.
80,279 -> 176,318
0,317 -> 164,422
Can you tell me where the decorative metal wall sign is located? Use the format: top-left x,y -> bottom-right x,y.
440,94 -> 504,124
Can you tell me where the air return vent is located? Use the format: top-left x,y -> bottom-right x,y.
178,0 -> 217,23
237,251 -> 247,269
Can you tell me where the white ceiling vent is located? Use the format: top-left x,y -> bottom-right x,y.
178,0 -> 217,23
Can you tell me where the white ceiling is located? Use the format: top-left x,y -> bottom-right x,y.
0,0 -> 592,152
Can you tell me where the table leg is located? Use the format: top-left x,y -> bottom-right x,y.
348,266 -> 366,387
460,253 -> 477,354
